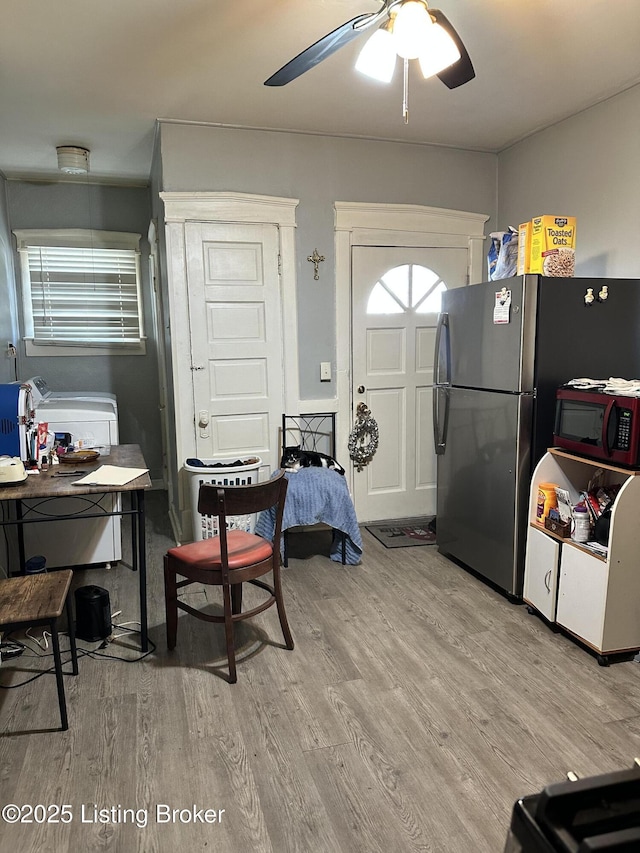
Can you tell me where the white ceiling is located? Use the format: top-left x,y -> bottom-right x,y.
1,0 -> 639,184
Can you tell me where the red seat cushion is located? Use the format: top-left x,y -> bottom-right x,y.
167,530 -> 273,570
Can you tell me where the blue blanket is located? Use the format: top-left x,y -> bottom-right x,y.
255,467 -> 363,565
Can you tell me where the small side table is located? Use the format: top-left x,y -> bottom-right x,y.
0,570 -> 78,731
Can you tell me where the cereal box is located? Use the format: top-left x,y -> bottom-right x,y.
516,221 -> 531,275
530,216 -> 577,276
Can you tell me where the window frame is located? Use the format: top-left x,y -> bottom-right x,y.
13,228 -> 146,357
366,262 -> 447,315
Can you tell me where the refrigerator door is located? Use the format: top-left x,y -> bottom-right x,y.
436,386 -> 532,596
443,276 -> 537,393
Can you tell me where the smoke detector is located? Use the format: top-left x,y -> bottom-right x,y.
56,146 -> 90,175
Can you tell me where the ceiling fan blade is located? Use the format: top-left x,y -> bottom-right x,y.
430,9 -> 475,89
264,13 -> 379,86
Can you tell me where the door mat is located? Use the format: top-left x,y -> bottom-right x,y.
365,517 -> 436,548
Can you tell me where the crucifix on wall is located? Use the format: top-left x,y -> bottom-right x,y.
307,248 -> 325,280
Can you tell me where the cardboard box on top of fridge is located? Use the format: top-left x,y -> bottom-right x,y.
529,216 -> 577,276
516,221 -> 532,275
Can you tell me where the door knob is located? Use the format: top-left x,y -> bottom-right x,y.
357,385 -> 365,394
198,410 -> 210,427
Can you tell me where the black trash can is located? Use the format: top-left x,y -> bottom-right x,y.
74,585 -> 111,642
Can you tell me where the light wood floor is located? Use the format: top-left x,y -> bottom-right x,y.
2,491 -> 640,852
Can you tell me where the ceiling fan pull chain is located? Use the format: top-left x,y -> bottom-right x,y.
403,57 -> 409,124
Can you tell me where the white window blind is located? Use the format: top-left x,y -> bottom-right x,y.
14,229 -> 145,355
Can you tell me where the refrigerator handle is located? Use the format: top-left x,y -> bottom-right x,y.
432,386 -> 449,455
602,398 -> 615,457
434,312 -> 450,386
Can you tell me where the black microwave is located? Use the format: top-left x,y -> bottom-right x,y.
553,387 -> 640,466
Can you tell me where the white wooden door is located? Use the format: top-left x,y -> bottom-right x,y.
185,222 -> 283,476
352,245 -> 468,522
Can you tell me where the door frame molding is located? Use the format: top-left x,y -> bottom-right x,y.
335,201 -> 489,494
160,191 -> 300,540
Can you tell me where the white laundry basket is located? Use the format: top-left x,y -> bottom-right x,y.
185,457 -> 262,541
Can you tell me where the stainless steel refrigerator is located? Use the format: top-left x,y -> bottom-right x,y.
433,274 -> 640,598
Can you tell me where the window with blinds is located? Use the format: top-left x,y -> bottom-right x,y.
13,229 -> 145,356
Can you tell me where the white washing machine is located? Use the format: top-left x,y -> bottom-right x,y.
22,388 -> 121,569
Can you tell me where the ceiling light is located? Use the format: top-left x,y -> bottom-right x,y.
355,2 -> 460,81
56,146 -> 90,175
418,23 -> 461,79
393,0 -> 432,60
355,24 -> 396,83
354,1 -> 464,124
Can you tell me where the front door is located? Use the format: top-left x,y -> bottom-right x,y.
185,221 -> 284,475
351,245 -> 468,522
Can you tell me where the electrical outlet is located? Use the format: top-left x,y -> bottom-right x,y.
6,342 -> 16,358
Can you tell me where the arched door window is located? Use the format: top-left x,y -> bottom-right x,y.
366,264 -> 447,314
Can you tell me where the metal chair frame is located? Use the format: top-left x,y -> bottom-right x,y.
281,413 -> 347,566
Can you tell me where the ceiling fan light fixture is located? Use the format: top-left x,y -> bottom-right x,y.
418,23 -> 461,79
393,0 -> 432,60
355,24 -> 396,82
56,146 -> 90,175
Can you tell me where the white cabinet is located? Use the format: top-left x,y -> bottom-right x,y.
555,545 -> 607,650
524,448 -> 640,663
523,525 -> 560,622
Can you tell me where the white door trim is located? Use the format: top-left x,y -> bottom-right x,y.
335,201 -> 489,495
147,218 -> 170,491
160,191 -> 299,539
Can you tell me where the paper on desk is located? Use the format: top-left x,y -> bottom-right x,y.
72,465 -> 148,486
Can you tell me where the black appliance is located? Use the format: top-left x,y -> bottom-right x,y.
504,765 -> 640,851
74,585 -> 111,641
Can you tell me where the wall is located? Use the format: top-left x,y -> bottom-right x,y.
497,84 -> 640,278
157,123 -> 498,400
6,180 -> 163,482
0,175 -> 19,383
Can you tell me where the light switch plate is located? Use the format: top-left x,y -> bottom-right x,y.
320,362 -> 331,381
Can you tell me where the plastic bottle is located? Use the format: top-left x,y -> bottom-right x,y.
536,483 -> 558,522
572,505 -> 591,543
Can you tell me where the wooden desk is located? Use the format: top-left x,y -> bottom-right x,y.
0,445 -> 152,651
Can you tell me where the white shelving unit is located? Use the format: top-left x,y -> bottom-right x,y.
524,448 -> 640,665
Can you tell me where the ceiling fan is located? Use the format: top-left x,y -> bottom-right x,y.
264,0 -> 475,90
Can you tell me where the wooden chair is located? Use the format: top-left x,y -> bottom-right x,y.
0,570 -> 78,731
281,413 -> 347,566
163,472 -> 293,683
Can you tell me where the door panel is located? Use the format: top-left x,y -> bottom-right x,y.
416,386 -> 435,489
185,222 -> 283,475
524,526 -> 560,622
352,245 -> 468,522
367,387 -> 405,493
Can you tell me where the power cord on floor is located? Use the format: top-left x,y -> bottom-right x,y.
111,620 -> 142,640
0,622 -> 157,689
88,625 -> 156,662
0,646 -> 92,688
26,627 -> 50,650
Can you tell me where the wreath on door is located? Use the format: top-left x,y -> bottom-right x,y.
348,403 -> 379,471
